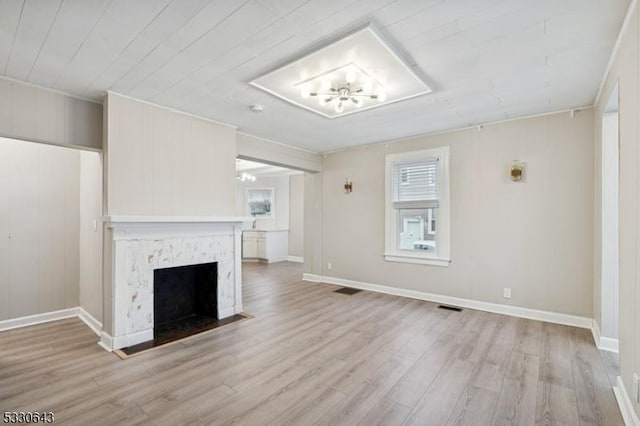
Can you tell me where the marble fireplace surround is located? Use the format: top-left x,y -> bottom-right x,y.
100,216 -> 245,351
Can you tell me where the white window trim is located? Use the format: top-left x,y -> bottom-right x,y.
384,146 -> 451,267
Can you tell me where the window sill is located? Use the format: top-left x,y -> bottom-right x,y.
384,253 -> 451,267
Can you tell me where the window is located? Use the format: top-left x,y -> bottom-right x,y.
385,147 -> 450,266
400,169 -> 409,185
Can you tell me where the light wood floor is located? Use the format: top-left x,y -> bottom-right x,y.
0,262 -> 623,425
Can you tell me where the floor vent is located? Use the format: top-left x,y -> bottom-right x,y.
437,305 -> 463,312
334,287 -> 362,295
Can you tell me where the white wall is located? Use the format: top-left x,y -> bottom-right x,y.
0,77 -> 102,150
289,174 -> 304,258
594,1 -> 640,416
0,137 -> 80,321
304,172 -> 323,275
79,151 -> 103,323
104,93 -> 236,216
320,110 -> 594,318
236,175 -> 290,230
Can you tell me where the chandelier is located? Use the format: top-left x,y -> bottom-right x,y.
237,172 -> 256,182
299,69 -> 387,114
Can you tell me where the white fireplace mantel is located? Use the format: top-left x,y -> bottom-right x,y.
100,216 -> 247,351
104,215 -> 254,224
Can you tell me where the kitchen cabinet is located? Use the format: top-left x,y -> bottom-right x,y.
242,230 -> 288,262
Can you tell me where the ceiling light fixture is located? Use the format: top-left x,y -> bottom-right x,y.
303,67 -> 387,114
237,172 -> 256,182
250,25 -> 432,118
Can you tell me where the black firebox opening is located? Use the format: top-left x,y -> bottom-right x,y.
153,262 -> 218,342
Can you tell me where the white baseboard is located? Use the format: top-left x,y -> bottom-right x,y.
100,329 -> 153,351
1,304 -> 244,353
0,307 -> 83,332
0,307 -> 103,336
303,274 -> 593,329
99,332 -> 114,352
77,307 -> 102,336
592,321 -> 600,347
600,336 -> 620,353
287,256 -> 304,263
302,273 -> 322,282
592,320 -> 620,353
0,306 -> 102,337
614,376 -> 640,426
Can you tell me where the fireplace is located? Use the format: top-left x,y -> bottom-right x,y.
100,217 -> 244,351
153,262 -> 218,341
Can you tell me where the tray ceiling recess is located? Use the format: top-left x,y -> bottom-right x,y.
250,25 -> 432,119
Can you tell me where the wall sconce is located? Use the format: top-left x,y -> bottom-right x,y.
344,178 -> 353,193
510,161 -> 525,182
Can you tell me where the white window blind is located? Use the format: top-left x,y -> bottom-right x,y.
392,158 -> 439,208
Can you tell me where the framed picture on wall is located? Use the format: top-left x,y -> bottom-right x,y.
247,188 -> 274,218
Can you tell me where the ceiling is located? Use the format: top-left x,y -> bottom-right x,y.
0,0 -> 630,153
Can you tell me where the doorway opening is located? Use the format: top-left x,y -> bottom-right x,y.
0,137 -> 102,325
235,158 -> 305,265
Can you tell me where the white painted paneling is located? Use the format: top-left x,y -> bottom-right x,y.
9,82 -> 37,139
105,93 -> 236,216
8,143 -> 38,316
0,0 -> 24,74
0,77 -> 102,149
63,150 -> 80,308
149,0 -> 366,107
79,151 -> 103,322
236,132 -> 322,172
160,0 -> 248,52
27,0 -> 112,87
35,88 -> 65,143
601,112 -> 620,340
288,174 -> 304,258
0,134 -> 9,319
0,137 -> 80,321
0,79 -> 9,130
131,1 -> 277,100
87,0 -> 212,93
110,0 -> 248,94
63,96 -> 103,150
593,3 -> 640,418
106,94 -> 154,214
37,146 -> 64,313
4,0 -> 63,81
150,106 -> 179,214
0,0 -> 630,152
53,0 -> 173,94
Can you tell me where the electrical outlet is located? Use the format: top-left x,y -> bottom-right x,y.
634,373 -> 639,403
503,288 -> 511,299
327,263 -> 332,270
